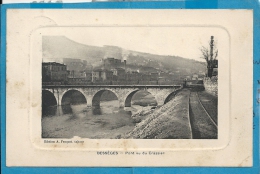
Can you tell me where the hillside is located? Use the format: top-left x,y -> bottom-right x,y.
42,36 -> 206,74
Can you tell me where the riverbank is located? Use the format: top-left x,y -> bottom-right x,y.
124,89 -> 192,139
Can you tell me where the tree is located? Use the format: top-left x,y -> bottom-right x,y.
200,36 -> 218,78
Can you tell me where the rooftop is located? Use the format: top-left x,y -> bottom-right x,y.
42,62 -> 66,66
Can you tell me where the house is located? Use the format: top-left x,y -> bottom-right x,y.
103,57 -> 122,68
101,70 -> 113,81
85,72 -> 92,81
112,68 -> 125,81
92,69 -> 113,82
42,62 -> 68,82
92,69 -> 103,82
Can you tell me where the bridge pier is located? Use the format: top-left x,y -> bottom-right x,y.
86,96 -> 92,108
119,99 -> 125,108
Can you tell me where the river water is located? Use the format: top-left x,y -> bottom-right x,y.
42,100 -> 141,139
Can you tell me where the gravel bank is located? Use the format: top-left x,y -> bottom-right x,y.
124,89 -> 192,139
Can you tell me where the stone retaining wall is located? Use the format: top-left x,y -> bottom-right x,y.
203,77 -> 218,97
124,89 -> 192,139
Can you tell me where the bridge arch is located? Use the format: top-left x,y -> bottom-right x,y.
61,89 -> 87,105
124,89 -> 139,107
92,89 -> 120,108
163,91 -> 178,104
124,89 -> 158,107
42,89 -> 57,106
42,90 -> 57,115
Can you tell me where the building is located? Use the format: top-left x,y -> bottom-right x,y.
42,62 -> 68,82
103,58 -> 122,68
92,69 -> 113,82
112,68 -> 126,81
77,71 -> 92,82
85,72 -> 92,81
212,68 -> 218,76
101,70 -> 113,81
63,58 -> 89,78
92,69 -> 103,82
126,71 -> 140,81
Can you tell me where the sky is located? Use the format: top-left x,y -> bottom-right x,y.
44,26 -> 229,62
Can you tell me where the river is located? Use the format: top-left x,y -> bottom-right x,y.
42,100 -> 142,139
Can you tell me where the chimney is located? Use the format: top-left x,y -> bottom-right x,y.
124,60 -> 126,71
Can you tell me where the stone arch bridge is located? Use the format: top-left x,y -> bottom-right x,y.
42,85 -> 182,108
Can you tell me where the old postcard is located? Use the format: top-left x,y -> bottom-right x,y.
6,9 -> 252,166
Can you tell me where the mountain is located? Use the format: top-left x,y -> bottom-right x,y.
43,36 -> 104,63
42,36 -> 206,75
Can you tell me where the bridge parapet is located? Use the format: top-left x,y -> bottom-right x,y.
42,85 -> 183,108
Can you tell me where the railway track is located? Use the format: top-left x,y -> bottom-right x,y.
196,92 -> 218,128
188,90 -> 218,139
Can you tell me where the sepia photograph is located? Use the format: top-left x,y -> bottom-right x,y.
41,27 -> 219,139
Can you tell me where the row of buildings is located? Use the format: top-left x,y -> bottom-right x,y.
42,61 -> 161,84
42,57 -> 211,85
184,73 -> 205,81
92,68 -> 159,82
